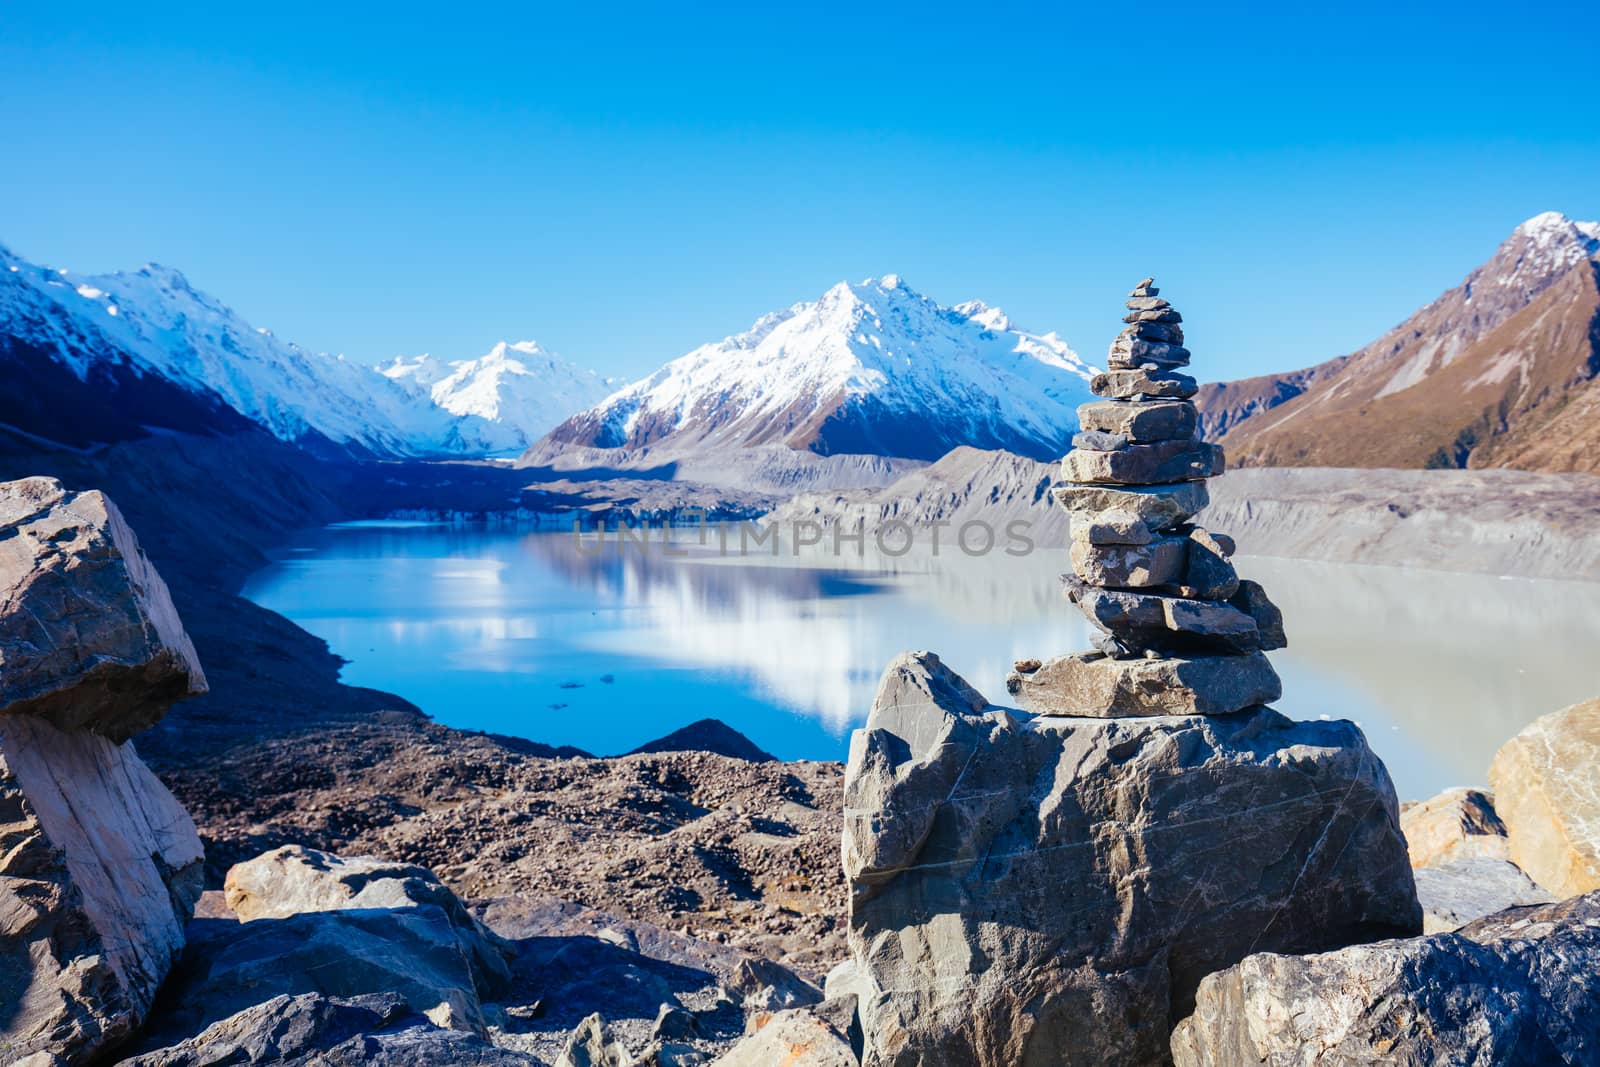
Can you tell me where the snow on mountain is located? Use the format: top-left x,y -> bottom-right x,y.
0,243 -> 503,456
378,341 -> 615,451
533,275 -> 1097,464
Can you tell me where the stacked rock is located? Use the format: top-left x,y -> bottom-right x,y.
1008,278 -> 1288,717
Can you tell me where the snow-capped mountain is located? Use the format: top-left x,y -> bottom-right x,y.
0,242 -> 513,456
378,341 -> 614,452
1196,211 -> 1600,472
531,275 -> 1097,464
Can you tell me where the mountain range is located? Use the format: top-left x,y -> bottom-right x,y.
1196,211 -> 1600,473
7,212 -> 1595,478
0,244 -> 601,457
526,275 -> 1098,465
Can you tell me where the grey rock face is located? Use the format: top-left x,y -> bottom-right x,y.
1055,480 -> 1210,532
846,653 -> 1420,1067
1061,440 -> 1224,485
1162,527 -> 1241,600
0,477 -> 207,1066
1071,429 -> 1131,451
1414,856 -> 1554,933
1172,893 -> 1600,1067
1007,650 -> 1282,717
0,476 -> 206,741
224,845 -> 514,994
1076,398 -> 1198,441
0,716 -> 205,1064
1091,368 -> 1200,400
1063,574 -> 1263,654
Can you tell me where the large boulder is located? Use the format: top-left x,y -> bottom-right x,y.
0,477 -> 206,741
224,845 -> 513,993
1488,697 -> 1600,897
844,652 -> 1419,1067
0,477 -> 207,1065
140,905 -> 499,1043
1171,892 -> 1600,1066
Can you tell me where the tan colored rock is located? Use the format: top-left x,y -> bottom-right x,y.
1007,650 -> 1281,717
1,476 -> 206,740
1488,697 -> 1600,897
0,715 -> 203,1063
1401,787 -> 1511,869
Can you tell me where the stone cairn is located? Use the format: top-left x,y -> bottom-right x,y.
1008,278 -> 1287,716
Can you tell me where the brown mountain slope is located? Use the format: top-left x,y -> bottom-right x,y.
1225,262 -> 1600,470
1199,212 -> 1600,472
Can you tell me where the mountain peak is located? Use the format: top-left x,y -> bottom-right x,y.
533,276 -> 1094,463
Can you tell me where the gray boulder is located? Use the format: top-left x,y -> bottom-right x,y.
1414,856 -> 1553,933
0,477 -> 206,1065
224,845 -> 513,993
1061,440 -> 1223,485
1090,368 -> 1199,400
845,652 -> 1419,1067
142,906 -> 498,1043
0,476 -> 206,741
1055,480 -> 1210,532
1172,893 -> 1600,1066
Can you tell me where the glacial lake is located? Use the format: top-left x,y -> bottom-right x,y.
242,522 -> 1600,801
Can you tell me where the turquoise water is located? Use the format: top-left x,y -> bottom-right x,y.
242,523 -> 1600,799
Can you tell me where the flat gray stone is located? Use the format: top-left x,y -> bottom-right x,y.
1007,649 -> 1282,716
1414,856 -> 1555,933
1128,319 -> 1185,344
1077,399 -> 1198,442
1062,574 -> 1263,654
1054,480 -> 1210,532
1108,337 -> 1190,368
1124,296 -> 1170,311
1069,509 -> 1153,546
1092,368 -> 1199,400
1063,441 -> 1224,485
1122,308 -> 1182,324
1070,536 -> 1187,588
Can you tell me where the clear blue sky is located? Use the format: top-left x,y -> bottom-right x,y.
2,2 -> 1595,382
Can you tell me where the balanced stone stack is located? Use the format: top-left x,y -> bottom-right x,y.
1009,278 -> 1288,716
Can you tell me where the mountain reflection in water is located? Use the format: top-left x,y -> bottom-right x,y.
244,523 -> 1600,800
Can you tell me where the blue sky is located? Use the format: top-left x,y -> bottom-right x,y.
2,2 -> 1596,381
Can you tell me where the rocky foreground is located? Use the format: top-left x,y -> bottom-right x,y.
5,379 -> 1600,1066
